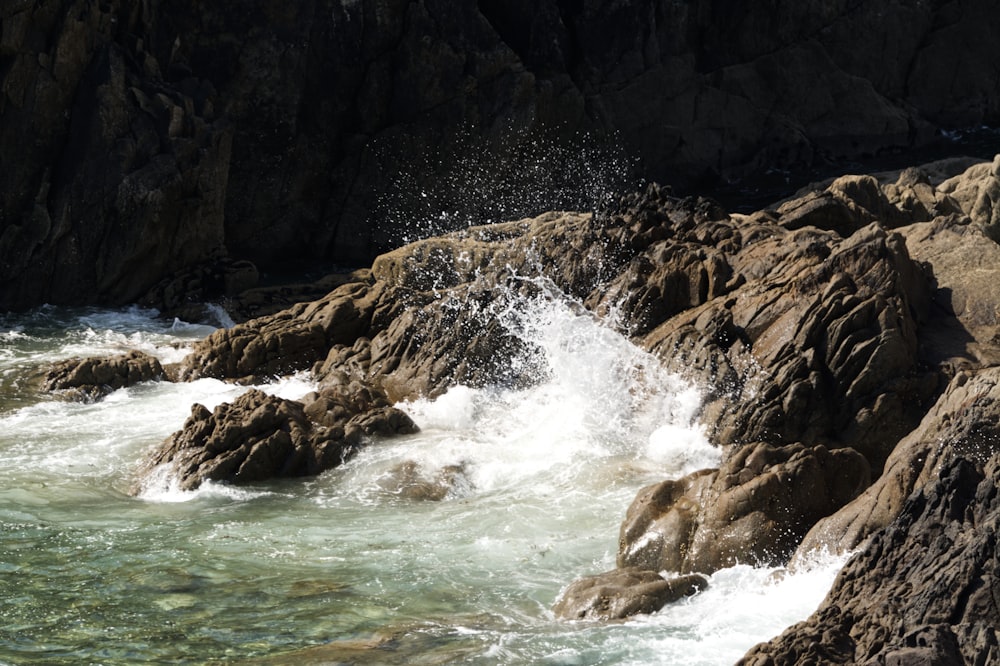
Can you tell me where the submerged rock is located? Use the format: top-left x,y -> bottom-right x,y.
553,569 -> 708,621
43,350 -> 165,401
376,461 -> 470,501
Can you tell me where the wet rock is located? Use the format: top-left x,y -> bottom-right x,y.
741,455 -> 1000,665
43,350 -> 165,401
140,258 -> 259,323
133,382 -> 416,492
619,443 -> 869,574
177,279 -> 379,383
301,382 -> 418,439
376,461 -> 470,501
224,270 -> 372,323
182,211 -> 617,401
553,569 -> 708,621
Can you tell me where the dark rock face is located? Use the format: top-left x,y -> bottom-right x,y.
1,0 -> 231,310
44,350 -> 165,401
5,0 -> 1000,310
552,569 -> 708,621
133,382 -> 416,492
741,454 -> 1000,666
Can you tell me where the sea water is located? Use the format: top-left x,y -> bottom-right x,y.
0,302 -> 846,665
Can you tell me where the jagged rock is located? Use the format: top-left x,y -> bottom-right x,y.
177,278 -> 379,383
552,569 -> 708,621
183,211 -> 619,400
224,270 -> 372,323
795,367 -> 1000,559
618,443 -> 869,574
43,350 -> 165,401
740,455 -> 1000,665
133,382 -> 416,492
636,209 -> 934,473
901,213 -> 1000,368
1,0 -> 230,310
140,258 -> 259,322
938,154 -> 1000,241
301,382 -> 418,439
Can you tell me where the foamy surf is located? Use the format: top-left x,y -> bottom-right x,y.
0,300 -> 839,665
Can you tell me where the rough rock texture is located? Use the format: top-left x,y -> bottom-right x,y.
164,161 -> 994,564
796,367 -> 1000,559
638,218 -> 933,471
140,259 -> 259,323
741,454 -> 1000,666
731,160 -> 1000,659
5,0 -> 1000,310
619,443 -> 870,574
43,350 -> 165,401
134,383 -> 416,492
552,569 -> 709,621
177,211 -> 619,399
176,277 -> 379,383
111,155 -> 1000,649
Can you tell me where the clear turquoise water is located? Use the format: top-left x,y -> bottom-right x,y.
0,305 -> 843,665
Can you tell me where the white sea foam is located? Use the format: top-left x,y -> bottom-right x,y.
334,295 -> 714,504
139,464 -> 281,503
0,302 -> 846,665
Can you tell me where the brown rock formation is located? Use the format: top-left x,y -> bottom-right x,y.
741,454 -> 1000,665
619,443 -> 869,574
133,382 -> 416,492
796,367 -> 1000,559
553,569 -> 709,621
44,350 -> 165,401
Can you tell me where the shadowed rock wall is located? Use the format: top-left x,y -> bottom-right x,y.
4,0 -> 1000,310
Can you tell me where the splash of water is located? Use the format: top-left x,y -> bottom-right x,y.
0,295 -> 842,664
372,127 -> 637,248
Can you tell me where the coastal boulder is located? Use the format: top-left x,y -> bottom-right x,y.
44,350 -> 165,401
132,382 -> 416,492
619,443 -> 869,574
796,367 -> 1000,558
553,569 -> 708,621
639,210 -> 933,472
901,212 -> 1000,368
181,211 -> 620,401
177,278 -> 378,383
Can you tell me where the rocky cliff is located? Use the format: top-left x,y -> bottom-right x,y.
4,0 -> 1000,310
42,152 -> 1000,660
